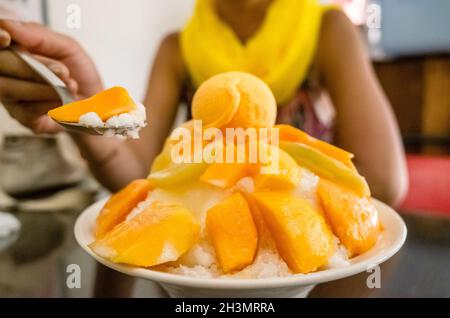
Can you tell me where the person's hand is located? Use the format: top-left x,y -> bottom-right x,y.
0,20 -> 103,134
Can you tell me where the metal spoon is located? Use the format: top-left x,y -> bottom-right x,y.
10,46 -> 142,136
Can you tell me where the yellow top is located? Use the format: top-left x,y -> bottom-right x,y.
181,0 -> 336,105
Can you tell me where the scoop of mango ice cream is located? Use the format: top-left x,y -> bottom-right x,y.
191,72 -> 277,129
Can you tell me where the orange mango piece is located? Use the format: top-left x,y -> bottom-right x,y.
199,140 -> 255,189
206,193 -> 258,273
253,192 -> 334,274
48,86 -> 137,123
90,202 -> 200,267
148,161 -> 209,188
276,124 -> 354,167
200,163 -> 252,189
94,179 -> 152,239
317,179 -> 380,257
237,189 -> 274,247
150,145 -> 172,173
280,141 -> 370,197
253,145 -> 302,191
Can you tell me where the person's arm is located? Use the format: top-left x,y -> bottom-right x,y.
127,33 -> 186,173
0,21 -> 184,192
0,20 -> 146,191
90,33 -> 185,298
317,10 -> 408,206
75,33 -> 185,191
1,21 -> 186,297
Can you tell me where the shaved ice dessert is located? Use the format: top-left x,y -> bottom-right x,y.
88,72 -> 381,279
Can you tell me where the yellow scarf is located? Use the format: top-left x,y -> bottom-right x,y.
181,0 -> 334,105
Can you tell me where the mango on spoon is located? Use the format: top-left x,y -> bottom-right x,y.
48,86 -> 137,123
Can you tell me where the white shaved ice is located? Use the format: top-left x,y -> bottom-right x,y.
176,241 -> 217,268
157,242 -> 179,264
226,247 -> 292,279
79,112 -> 104,127
325,238 -> 351,268
78,103 -> 147,139
235,177 -> 255,193
294,168 -> 319,202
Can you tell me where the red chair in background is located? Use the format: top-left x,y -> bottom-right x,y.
400,155 -> 450,216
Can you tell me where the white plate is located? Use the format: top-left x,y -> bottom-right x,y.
74,198 -> 407,298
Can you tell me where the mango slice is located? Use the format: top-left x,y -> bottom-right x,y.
148,161 -> 208,188
90,202 -> 200,267
317,180 -> 380,257
238,189 -> 275,247
94,179 -> 152,239
276,125 -> 354,167
280,141 -> 370,197
253,192 -> 334,274
206,193 -> 258,273
48,86 -> 137,123
200,163 -> 252,189
150,148 -> 172,173
253,146 -> 302,191
199,141 -> 254,189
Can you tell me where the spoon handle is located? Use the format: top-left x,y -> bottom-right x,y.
9,45 -> 75,105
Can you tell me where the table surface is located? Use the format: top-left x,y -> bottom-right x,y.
0,208 -> 449,298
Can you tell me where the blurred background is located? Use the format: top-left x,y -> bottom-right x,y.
0,0 -> 448,297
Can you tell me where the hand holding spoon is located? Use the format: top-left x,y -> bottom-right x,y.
9,45 -> 145,137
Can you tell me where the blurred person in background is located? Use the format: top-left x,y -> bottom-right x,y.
0,0 -> 408,296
